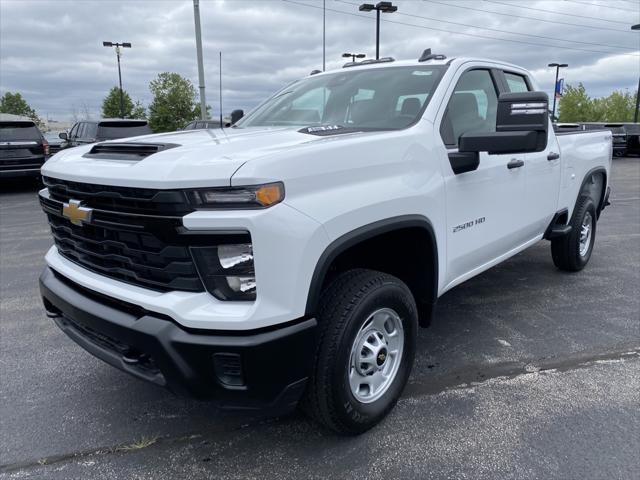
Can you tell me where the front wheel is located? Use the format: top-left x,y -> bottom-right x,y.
551,195 -> 597,271
302,269 -> 418,435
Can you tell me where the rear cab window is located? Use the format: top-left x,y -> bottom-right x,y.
0,121 -> 42,141
504,72 -> 530,93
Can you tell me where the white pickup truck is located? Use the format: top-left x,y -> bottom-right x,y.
39,51 -> 612,434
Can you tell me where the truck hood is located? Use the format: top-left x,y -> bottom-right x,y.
41,127 -> 354,188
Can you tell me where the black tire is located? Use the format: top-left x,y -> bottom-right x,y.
551,195 -> 597,272
301,269 -> 418,435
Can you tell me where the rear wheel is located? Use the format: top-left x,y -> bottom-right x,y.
302,269 -> 418,435
551,195 -> 597,271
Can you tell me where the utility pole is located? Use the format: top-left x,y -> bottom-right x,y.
548,62 -> 568,121
632,25 -> 639,123
323,0 -> 326,71
358,2 -> 397,60
193,0 -> 207,120
102,41 -> 131,118
219,52 -> 223,128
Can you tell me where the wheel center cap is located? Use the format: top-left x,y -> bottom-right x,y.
376,348 -> 388,366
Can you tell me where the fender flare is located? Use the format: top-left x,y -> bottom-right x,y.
304,214 -> 439,317
576,166 -> 608,217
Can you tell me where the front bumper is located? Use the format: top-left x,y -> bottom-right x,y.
612,145 -> 627,155
0,167 -> 42,178
40,267 -> 317,410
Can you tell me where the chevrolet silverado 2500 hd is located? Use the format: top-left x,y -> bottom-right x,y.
38,52 -> 612,434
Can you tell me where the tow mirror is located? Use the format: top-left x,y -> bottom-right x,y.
58,132 -> 68,140
459,91 -> 549,155
230,109 -> 244,125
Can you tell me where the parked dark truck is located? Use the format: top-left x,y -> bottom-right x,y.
0,115 -> 48,178
623,123 -> 640,155
59,119 -> 152,148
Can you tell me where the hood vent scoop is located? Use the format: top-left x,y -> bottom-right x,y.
83,142 -> 178,161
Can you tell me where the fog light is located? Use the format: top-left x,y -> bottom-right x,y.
191,242 -> 256,301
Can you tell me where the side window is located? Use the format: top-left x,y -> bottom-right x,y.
76,123 -> 86,139
69,123 -> 79,139
85,123 -> 98,140
504,72 -> 530,93
440,69 -> 498,147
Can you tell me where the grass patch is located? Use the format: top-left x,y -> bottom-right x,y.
117,436 -> 158,452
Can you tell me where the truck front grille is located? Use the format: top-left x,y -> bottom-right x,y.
39,187 -> 204,293
42,176 -> 194,215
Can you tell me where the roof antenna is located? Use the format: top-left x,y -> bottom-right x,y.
419,48 -> 446,62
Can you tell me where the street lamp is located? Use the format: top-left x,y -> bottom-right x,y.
358,2 -> 397,60
548,62 -> 568,122
632,25 -> 639,123
103,41 -> 132,119
342,52 -> 366,63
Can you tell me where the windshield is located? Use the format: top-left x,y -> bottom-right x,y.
97,122 -> 152,140
0,122 -> 41,141
237,66 -> 446,131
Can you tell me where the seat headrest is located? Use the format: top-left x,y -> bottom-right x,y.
449,92 -> 480,118
350,99 -> 377,124
400,97 -> 421,116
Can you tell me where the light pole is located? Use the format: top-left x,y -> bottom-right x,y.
358,2 -> 397,60
342,52 -> 366,63
193,0 -> 207,121
548,62 -> 568,122
632,24 -> 639,123
103,41 -> 131,119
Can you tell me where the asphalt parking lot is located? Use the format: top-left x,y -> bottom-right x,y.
1,157 -> 639,479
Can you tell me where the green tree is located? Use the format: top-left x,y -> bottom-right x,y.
101,86 -> 146,119
0,92 -> 43,127
598,89 -> 636,122
559,83 -> 638,123
147,73 -> 202,132
558,83 -> 597,122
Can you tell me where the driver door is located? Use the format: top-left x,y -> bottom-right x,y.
439,68 -> 529,287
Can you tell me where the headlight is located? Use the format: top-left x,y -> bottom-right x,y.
186,182 -> 284,209
191,243 -> 256,301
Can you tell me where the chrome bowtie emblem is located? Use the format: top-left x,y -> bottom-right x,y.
62,199 -> 93,226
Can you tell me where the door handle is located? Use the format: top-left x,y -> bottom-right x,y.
507,158 -> 525,169
547,152 -> 560,161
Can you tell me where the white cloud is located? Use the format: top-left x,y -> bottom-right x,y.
0,0 -> 638,121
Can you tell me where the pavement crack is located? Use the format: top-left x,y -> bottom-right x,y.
403,345 -> 640,399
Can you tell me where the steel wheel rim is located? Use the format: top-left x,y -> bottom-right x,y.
348,308 -> 404,404
579,211 -> 593,257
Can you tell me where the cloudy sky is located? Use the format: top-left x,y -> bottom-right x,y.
1,0 -> 638,122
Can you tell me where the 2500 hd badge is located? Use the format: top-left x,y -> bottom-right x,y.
453,216 -> 486,233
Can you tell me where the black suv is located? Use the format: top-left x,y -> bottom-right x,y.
60,119 -> 152,148
0,118 -> 48,178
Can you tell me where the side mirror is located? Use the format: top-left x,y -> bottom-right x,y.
230,109 -> 244,125
459,91 -> 549,155
58,132 -> 68,140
